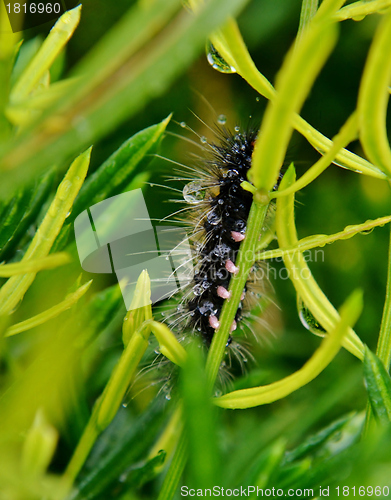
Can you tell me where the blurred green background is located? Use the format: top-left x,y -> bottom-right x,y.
2,0 -> 391,498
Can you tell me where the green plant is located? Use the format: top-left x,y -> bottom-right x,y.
1,1 -> 391,499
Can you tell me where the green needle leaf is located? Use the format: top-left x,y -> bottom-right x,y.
9,6 -> 81,104
0,147 -> 91,315
358,9 -> 391,176
249,19 -> 338,190
275,165 -> 365,360
364,346 -> 391,426
0,253 -> 70,277
5,280 -> 92,337
215,289 -> 363,409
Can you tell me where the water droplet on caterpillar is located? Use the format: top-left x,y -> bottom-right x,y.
193,284 -> 203,296
297,296 -> 326,336
217,114 -> 227,125
183,181 -> 206,204
206,42 -> 236,74
234,126 -> 240,133
207,210 -> 220,225
200,136 -> 207,144
180,121 -> 186,128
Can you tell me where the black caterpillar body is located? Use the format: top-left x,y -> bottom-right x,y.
184,127 -> 259,346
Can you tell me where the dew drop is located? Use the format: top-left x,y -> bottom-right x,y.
193,284 -> 203,296
360,227 -> 374,235
57,179 -> 73,201
180,121 -> 186,128
256,96 -> 260,102
217,114 -> 227,125
183,181 -> 206,204
234,125 -> 240,133
297,296 -> 326,336
206,42 -> 236,74
200,136 -> 207,144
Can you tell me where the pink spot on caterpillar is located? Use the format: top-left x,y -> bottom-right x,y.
209,315 -> 220,330
241,291 -> 246,301
231,231 -> 245,242
230,320 -> 237,332
217,286 -> 231,299
225,260 -> 239,275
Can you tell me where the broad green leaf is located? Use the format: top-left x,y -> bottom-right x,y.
358,9 -> 391,176
364,346 -> 391,425
0,148 -> 91,315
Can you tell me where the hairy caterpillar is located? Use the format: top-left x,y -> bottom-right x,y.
159,119 -> 277,369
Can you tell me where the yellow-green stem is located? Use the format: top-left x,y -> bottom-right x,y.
205,200 -> 269,391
